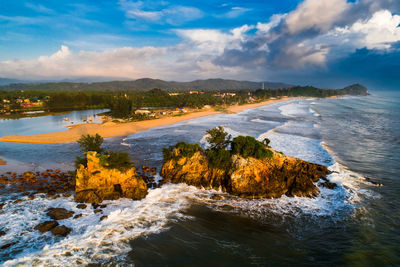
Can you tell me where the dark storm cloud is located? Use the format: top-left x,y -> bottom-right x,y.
213,0 -> 400,89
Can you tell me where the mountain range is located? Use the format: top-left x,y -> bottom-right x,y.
0,78 -> 292,91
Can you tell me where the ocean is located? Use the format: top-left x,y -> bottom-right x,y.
0,92 -> 399,266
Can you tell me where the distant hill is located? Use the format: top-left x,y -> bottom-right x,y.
0,78 -> 292,91
0,78 -> 26,86
341,84 -> 369,95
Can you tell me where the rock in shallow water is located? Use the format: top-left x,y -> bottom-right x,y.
74,152 -> 148,203
34,221 -> 59,233
76,203 -> 87,209
50,225 -> 72,237
46,208 -> 74,220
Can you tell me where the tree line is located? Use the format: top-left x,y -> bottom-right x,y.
0,84 -> 368,117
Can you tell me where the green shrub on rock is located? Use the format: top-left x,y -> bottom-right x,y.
99,151 -> 133,171
231,136 -> 273,159
163,142 -> 203,162
206,148 -> 231,170
162,127 -> 272,171
75,134 -> 134,171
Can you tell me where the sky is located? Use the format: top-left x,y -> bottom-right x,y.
0,0 -> 400,90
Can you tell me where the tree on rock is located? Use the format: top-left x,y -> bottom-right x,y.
205,126 -> 232,150
77,134 -> 104,153
75,134 -> 104,168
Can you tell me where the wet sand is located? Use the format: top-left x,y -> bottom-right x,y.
0,97 -> 295,144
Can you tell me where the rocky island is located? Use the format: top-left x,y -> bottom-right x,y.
75,151 -> 148,203
161,127 -> 333,198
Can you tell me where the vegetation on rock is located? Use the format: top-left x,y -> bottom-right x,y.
75,134 -> 133,172
75,151 -> 148,203
231,136 -> 273,159
74,134 -> 148,203
161,127 -> 332,199
163,142 -> 203,162
205,126 -> 232,150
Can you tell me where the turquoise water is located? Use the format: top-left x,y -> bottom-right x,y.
0,93 -> 399,265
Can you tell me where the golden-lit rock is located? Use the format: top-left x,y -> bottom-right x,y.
161,148 -> 330,199
75,152 -> 148,203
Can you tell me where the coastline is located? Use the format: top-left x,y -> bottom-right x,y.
0,97 -> 299,144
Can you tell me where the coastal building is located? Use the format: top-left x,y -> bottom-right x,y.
135,110 -> 152,115
168,92 -> 184,96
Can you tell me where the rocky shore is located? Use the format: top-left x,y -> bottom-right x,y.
0,141 -> 336,241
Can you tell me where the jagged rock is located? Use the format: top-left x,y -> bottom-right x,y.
161,149 -> 330,199
46,208 -> 74,220
1,242 -> 16,250
76,204 -> 87,209
320,181 -> 338,189
210,194 -> 224,200
34,221 -> 59,233
50,225 -> 72,236
22,171 -> 35,180
73,214 -> 83,219
75,152 -> 148,203
100,215 -> 108,221
0,230 -> 6,237
161,151 -> 228,190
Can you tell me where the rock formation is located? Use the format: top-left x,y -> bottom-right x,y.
161,149 -> 331,198
75,152 -> 148,203
46,208 -> 74,220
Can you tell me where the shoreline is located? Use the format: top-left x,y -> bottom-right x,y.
0,97 -> 303,144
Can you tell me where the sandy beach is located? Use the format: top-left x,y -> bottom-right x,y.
0,97 -> 295,144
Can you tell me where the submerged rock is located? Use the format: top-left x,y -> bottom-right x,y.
76,203 -> 87,209
161,149 -> 330,199
75,152 -> 148,203
46,208 -> 74,220
50,225 -> 72,236
34,221 -> 59,233
320,181 -> 338,189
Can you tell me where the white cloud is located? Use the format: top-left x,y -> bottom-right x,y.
346,9 -> 400,49
25,3 -> 54,14
120,0 -> 203,25
127,9 -> 162,21
2,1 -> 400,81
176,25 -> 253,54
306,9 -> 400,53
0,43 -> 245,81
224,7 -> 252,18
285,0 -> 350,33
256,14 -> 286,33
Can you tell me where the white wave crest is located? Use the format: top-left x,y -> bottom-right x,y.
2,184 -> 204,266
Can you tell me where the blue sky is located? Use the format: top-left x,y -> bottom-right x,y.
1,0 -> 400,89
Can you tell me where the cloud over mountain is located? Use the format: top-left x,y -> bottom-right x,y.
0,0 -> 399,89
